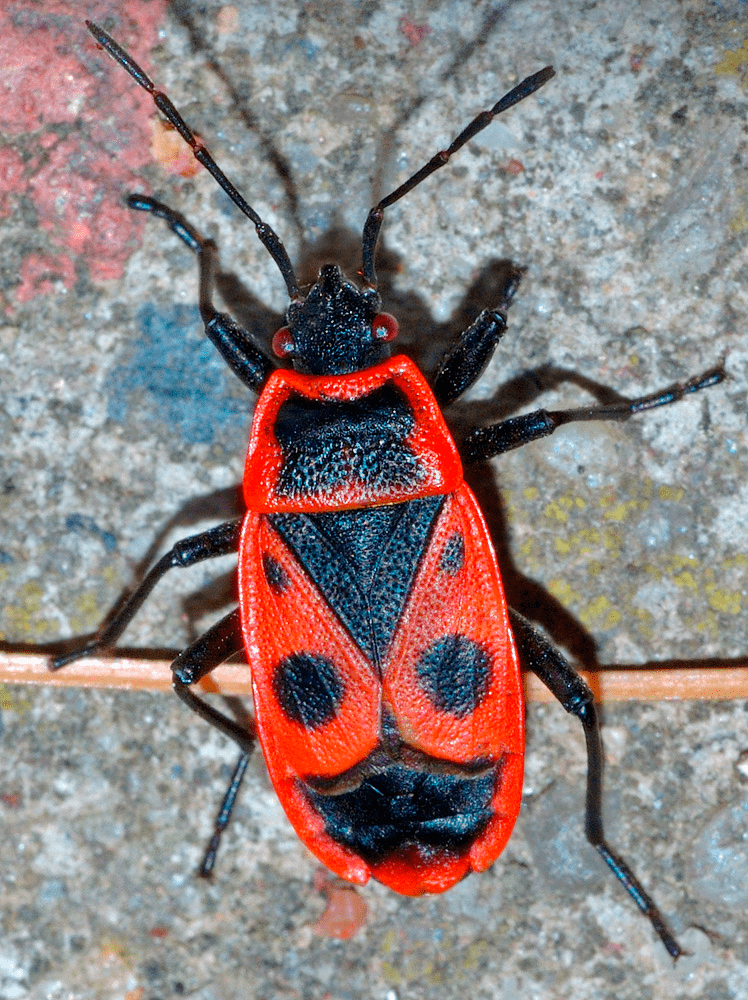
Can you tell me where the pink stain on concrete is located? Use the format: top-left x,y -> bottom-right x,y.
1,1 -> 169,296
15,251 -> 77,303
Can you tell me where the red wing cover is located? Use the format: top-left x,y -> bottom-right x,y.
239,485 -> 524,888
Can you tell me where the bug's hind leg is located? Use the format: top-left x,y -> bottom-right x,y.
171,608 -> 255,875
127,194 -> 276,393
508,609 -> 684,959
461,365 -> 725,463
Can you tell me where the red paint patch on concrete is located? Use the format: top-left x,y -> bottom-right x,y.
2,1 -> 169,297
16,251 -> 76,303
399,16 -> 431,47
313,869 -> 369,939
0,148 -> 25,217
503,158 -> 524,175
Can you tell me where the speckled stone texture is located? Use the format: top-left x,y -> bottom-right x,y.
2,1 -> 748,998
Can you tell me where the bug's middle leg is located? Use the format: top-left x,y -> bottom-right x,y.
51,519 -> 243,669
460,365 -> 724,463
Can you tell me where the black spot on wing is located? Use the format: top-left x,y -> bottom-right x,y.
439,531 -> 464,575
416,634 -> 490,718
269,496 -> 443,665
262,552 -> 290,593
273,652 -> 343,729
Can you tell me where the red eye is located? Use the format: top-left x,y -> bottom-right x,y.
372,313 -> 398,343
272,327 -> 295,358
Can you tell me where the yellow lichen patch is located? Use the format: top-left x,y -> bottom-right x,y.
552,527 -> 607,561
730,191 -> 748,234
499,487 -> 516,517
603,499 -> 638,523
658,484 -> 685,503
601,526 -> 624,559
580,594 -> 622,631
544,497 -> 573,523
694,607 -> 721,641
463,940 -> 489,970
715,37 -> 748,77
524,486 -> 539,501
598,478 -> 656,522
70,589 -> 108,634
2,581 -> 56,640
518,537 -> 541,574
725,553 -> 748,572
705,582 -> 741,615
548,578 -> 583,607
586,559 -> 604,577
599,487 -> 617,509
543,494 -> 588,525
669,554 -> 698,569
0,684 -> 33,713
632,606 -> 656,640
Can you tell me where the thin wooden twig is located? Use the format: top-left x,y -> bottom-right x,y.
1,651 -> 747,702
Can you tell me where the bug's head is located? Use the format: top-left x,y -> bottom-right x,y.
271,264 -> 398,375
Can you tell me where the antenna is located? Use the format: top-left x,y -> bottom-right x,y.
86,20 -> 301,300
360,66 -> 555,288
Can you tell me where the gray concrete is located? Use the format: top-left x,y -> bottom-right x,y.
2,1 -> 748,997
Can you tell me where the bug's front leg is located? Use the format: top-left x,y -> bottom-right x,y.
431,263 -> 524,408
508,609 -> 684,959
51,519 -> 243,669
127,194 -> 277,393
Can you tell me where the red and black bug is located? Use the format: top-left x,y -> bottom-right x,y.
54,21 -> 726,956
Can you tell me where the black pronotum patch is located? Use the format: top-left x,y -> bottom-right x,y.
273,385 -> 425,500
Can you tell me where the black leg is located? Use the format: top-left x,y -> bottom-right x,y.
199,751 -> 251,877
128,195 -> 276,394
431,263 -> 524,408
51,519 -> 243,669
169,608 -> 254,875
172,608 -> 253,750
87,21 -> 300,298
462,366 -> 725,463
509,609 -> 683,959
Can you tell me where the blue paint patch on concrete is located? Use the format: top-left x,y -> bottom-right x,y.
106,303 -> 250,444
283,36 -> 318,60
65,514 -> 118,552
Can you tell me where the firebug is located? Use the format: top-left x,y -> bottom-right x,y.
53,21 -> 726,957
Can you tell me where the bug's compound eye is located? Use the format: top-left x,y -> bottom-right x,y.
272,326 -> 295,358
371,313 -> 398,343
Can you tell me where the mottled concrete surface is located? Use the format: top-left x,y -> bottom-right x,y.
2,1 -> 748,997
